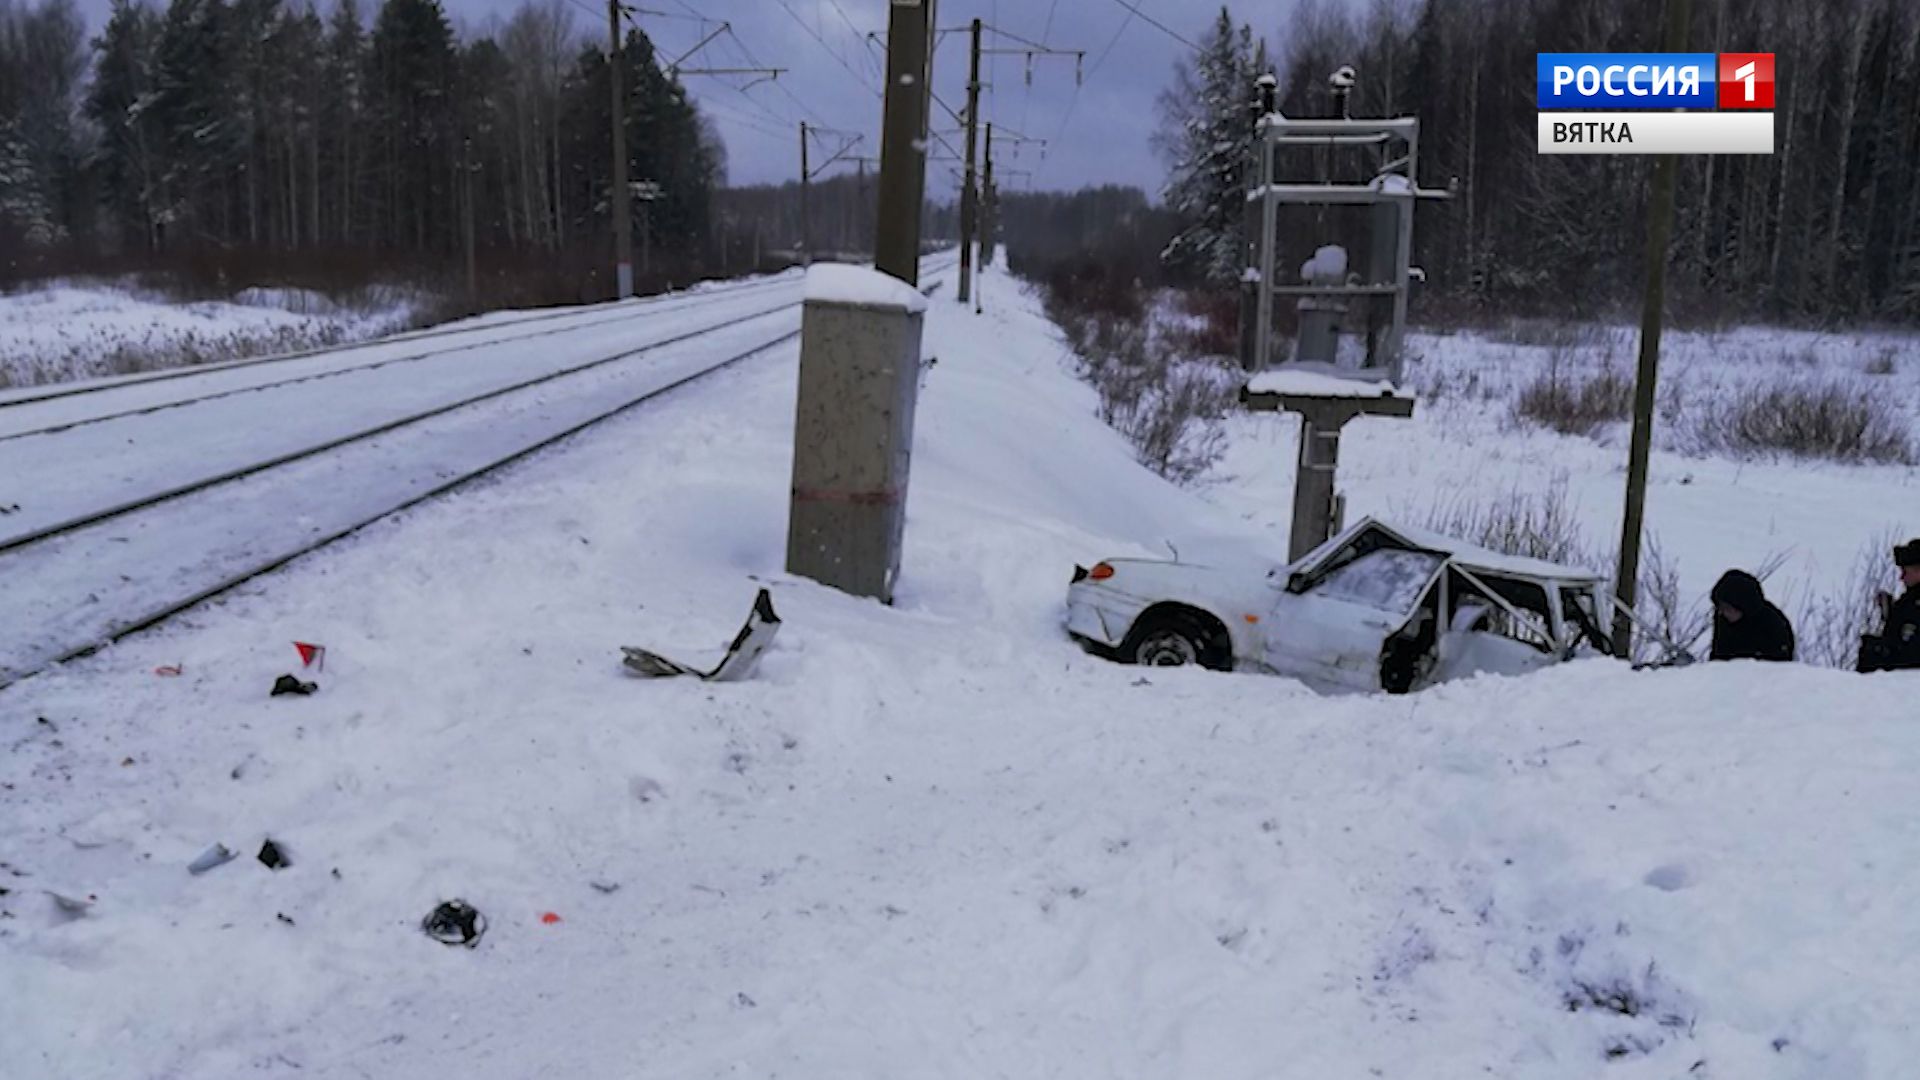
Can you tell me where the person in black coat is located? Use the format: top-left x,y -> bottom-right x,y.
1858,539 -> 1920,673
1709,569 -> 1796,662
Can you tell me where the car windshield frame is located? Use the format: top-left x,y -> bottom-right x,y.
1306,547 -> 1447,616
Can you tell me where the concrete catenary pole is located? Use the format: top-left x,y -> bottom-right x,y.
1610,0 -> 1692,657
957,17 -> 983,303
785,0 -> 933,604
799,121 -> 812,265
873,0 -> 932,285
607,0 -> 633,299
980,122 -> 993,272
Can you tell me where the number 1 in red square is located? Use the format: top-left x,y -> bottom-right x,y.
1718,53 -> 1775,110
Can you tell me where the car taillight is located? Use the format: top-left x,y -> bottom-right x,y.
1089,562 -> 1115,581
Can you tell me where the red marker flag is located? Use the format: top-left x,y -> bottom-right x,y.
293,642 -> 327,672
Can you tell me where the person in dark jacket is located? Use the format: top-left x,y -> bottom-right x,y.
1709,569 -> 1796,662
1858,539 -> 1920,673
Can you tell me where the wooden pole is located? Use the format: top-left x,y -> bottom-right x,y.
1611,0 -> 1692,656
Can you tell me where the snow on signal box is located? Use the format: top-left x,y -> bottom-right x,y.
1536,52 -> 1775,155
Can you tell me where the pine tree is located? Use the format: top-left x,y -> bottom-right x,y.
556,26 -> 717,262
0,0 -> 87,247
85,0 -> 163,249
366,0 -> 457,251
149,0 -> 239,246
1153,7 -> 1261,287
321,0 -> 366,246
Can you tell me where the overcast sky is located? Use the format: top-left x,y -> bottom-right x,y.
71,0 -> 1309,197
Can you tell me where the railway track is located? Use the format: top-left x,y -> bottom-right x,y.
0,260 -> 952,689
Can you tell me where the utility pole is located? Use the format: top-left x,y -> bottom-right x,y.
785,0 -> 933,604
607,0 -> 633,299
979,121 -> 994,275
873,0 -> 933,284
462,137 -> 477,303
856,157 -> 869,254
799,121 -> 812,265
1611,0 -> 1692,657
957,17 -> 983,303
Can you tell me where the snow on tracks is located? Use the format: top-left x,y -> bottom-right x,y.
0,262 -> 951,686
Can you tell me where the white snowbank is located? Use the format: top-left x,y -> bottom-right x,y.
1246,364 -> 1402,398
803,263 -> 928,313
2,265 -> 1917,1080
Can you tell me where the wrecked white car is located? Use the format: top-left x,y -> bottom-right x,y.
1066,517 -> 1612,693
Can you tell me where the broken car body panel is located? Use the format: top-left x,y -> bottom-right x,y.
1065,517 -> 1609,693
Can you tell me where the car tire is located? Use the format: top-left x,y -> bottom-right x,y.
1123,611 -> 1231,671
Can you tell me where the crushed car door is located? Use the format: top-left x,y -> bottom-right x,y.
1265,548 -> 1445,691
1434,566 -> 1559,681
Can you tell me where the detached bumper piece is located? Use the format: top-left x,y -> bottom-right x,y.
622,588 -> 782,683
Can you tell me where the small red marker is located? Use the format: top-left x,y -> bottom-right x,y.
540,911 -> 562,925
293,642 -> 327,672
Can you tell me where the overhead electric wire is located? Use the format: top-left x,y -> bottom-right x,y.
1104,0 -> 1199,53
821,0 -> 873,71
772,0 -> 880,98
723,23 -> 838,127
700,97 -> 797,143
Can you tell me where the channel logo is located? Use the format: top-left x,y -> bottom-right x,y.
1536,51 -> 1775,155
1537,53 -> 1718,110
1717,52 -> 1775,109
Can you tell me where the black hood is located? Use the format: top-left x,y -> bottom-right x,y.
1896,538 -> 1920,570
1711,570 -> 1767,615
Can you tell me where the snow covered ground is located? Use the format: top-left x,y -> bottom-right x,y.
0,279 -> 423,389
3,265 -> 1917,1078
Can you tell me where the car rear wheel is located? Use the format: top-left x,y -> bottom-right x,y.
1124,611 -> 1231,671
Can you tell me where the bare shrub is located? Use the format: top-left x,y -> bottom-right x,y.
1488,318 -> 1617,350
1619,539 -> 1717,663
1170,287 -> 1240,358
1041,269 -> 1233,484
1687,378 -> 1913,464
1410,357 -> 1494,405
1620,538 -> 1684,662
1421,477 -> 1599,570
1792,530 -> 1906,669
2,320 -> 363,387
1611,541 -> 1795,664
1114,361 -> 1237,484
1513,358 -> 1634,436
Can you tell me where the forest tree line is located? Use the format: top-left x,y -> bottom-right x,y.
1021,0 -> 1920,325
0,0 -> 726,300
